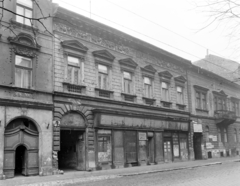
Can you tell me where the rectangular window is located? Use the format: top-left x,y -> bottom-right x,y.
16,0 -> 33,26
67,56 -> 81,85
15,55 -> 32,88
98,135 -> 111,163
196,91 -> 207,110
98,64 -> 108,90
123,71 -> 132,94
214,96 -> 227,111
176,86 -> 184,104
161,82 -> 169,101
144,77 -> 152,98
232,101 -> 239,115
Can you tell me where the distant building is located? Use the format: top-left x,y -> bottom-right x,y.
194,54 -> 240,83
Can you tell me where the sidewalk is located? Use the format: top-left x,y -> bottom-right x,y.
1,156 -> 240,186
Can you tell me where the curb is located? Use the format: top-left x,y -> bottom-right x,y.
120,162 -> 222,177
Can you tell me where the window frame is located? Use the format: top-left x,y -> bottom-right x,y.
161,81 -> 170,102
214,96 -> 227,111
16,0 -> 33,26
205,126 -> 210,142
97,64 -> 109,90
123,71 -> 133,94
176,85 -> 184,104
224,128 -> 228,143
143,76 -> 153,98
14,54 -> 33,89
65,53 -> 84,85
234,128 -> 237,143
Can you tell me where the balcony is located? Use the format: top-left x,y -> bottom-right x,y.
214,110 -> 237,126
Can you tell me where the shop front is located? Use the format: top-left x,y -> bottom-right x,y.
94,113 -> 190,170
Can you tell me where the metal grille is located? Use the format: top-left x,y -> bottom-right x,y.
178,105 -> 185,110
145,99 -> 154,105
99,90 -> 111,98
162,102 -> 171,108
67,84 -> 82,93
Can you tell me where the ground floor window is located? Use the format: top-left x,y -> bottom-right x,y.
97,130 -> 112,163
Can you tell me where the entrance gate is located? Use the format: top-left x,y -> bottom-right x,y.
3,118 -> 39,178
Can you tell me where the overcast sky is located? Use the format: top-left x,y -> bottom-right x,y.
52,0 -> 240,63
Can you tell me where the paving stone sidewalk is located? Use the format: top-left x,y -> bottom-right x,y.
1,156 -> 240,186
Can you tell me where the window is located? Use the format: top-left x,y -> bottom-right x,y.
176,86 -> 184,104
234,129 -> 237,142
196,91 -> 207,110
214,96 -> 227,111
98,136 -> 111,153
224,128 -> 228,142
205,126 -> 209,142
16,0 -> 33,26
123,71 -> 132,94
15,55 -> 32,88
232,100 -> 239,115
218,128 -> 221,142
98,64 -> 109,90
144,77 -> 152,98
161,82 -> 169,101
67,56 -> 81,84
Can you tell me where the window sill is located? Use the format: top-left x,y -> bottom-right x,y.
11,86 -> 34,94
63,82 -> 86,94
161,100 -> 172,108
142,97 -> 156,106
176,103 -> 186,110
121,93 -> 136,102
196,108 -> 209,113
10,19 -> 38,32
95,88 -> 113,98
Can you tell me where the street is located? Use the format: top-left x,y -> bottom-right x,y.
72,162 -> 240,186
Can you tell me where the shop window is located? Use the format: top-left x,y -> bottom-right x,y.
176,86 -> 184,104
173,133 -> 180,157
218,128 -> 221,142
98,135 -> 111,162
144,77 -> 152,98
16,0 -> 33,26
15,55 -> 32,88
180,134 -> 188,160
234,129 -> 237,142
205,126 -> 209,142
224,128 -> 228,143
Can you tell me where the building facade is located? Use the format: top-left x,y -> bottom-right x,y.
52,6 -> 193,172
0,0 -> 54,179
188,65 -> 240,160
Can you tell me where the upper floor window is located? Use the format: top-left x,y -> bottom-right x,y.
16,0 -> 33,26
144,77 -> 152,98
123,71 -> 132,94
232,100 -> 239,116
67,56 -> 82,85
98,64 -> 109,90
15,55 -> 32,88
161,82 -> 170,101
214,96 -> 226,111
196,91 -> 207,110
176,86 -> 184,104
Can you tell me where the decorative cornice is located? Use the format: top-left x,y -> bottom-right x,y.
158,71 -> 173,79
174,75 -> 186,83
61,40 -> 88,53
212,90 -> 228,97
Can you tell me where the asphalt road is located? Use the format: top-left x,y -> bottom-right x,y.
70,162 -> 240,186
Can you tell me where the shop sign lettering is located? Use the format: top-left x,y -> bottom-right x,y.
139,132 -> 147,140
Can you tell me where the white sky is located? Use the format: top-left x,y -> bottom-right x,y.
52,0 -> 240,63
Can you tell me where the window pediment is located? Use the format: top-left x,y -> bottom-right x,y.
193,85 -> 209,92
212,90 -> 228,97
92,50 -> 115,62
141,65 -> 156,78
119,58 -> 137,69
174,75 -> 186,83
158,71 -> 173,79
8,33 -> 40,50
61,40 -> 88,53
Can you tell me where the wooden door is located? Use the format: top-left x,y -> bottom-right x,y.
125,131 -> 137,164
193,134 -> 203,160
148,137 -> 154,163
4,122 -> 39,178
164,138 -> 172,162
76,134 -> 85,170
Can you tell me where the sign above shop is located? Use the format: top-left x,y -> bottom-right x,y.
193,124 -> 203,133
99,115 -> 189,131
139,132 -> 147,140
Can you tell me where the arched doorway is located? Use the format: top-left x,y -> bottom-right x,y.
3,118 -> 39,178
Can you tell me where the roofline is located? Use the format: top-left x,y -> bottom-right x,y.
54,6 -> 191,66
